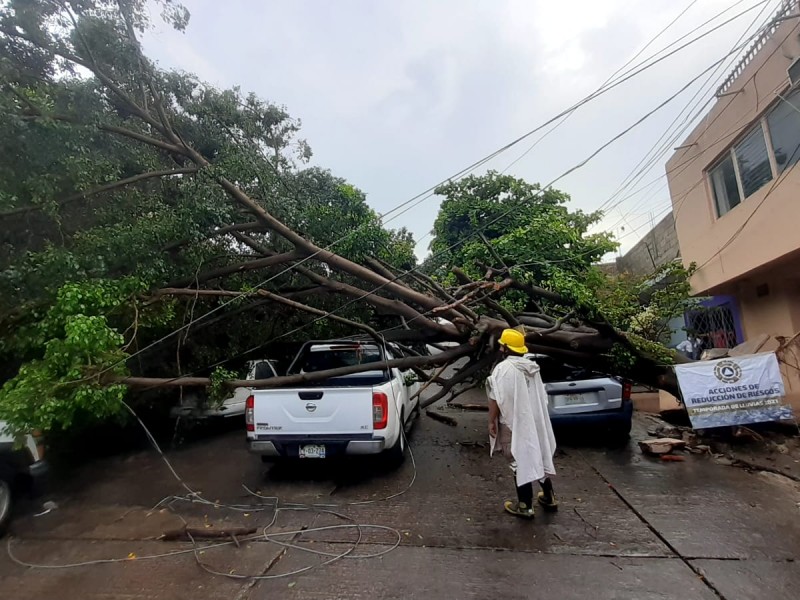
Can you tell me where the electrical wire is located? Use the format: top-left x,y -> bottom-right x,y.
7,395 -> 415,578
384,0 -> 772,225
500,0 -> 703,174
129,17 -> 786,389
91,0 -> 775,382
597,0 -> 779,222
599,0 -> 789,233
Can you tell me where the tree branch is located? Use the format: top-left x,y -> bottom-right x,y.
161,222 -> 266,253
117,343 -> 474,389
532,311 -> 575,336
254,288 -> 383,342
165,251 -> 301,288
419,352 -> 497,409
0,168 -> 198,218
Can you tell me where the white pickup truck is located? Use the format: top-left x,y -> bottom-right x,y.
246,340 -> 420,464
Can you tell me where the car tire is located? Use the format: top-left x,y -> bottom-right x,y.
608,421 -> 632,445
385,410 -> 406,467
406,400 -> 421,434
0,474 -> 13,538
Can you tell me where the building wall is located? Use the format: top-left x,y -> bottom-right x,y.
666,2 -> 800,414
666,4 -> 800,295
724,255 -> 800,410
730,260 -> 800,335
615,212 -> 679,277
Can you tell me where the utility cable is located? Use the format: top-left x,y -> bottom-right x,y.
94,0 -> 772,380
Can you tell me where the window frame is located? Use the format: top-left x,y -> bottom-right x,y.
708,152 -> 742,217
704,89 -> 800,219
707,120 -> 776,218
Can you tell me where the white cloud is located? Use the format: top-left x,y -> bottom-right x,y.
142,0 -> 772,260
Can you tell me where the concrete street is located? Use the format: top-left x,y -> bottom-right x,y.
1,401 -> 799,599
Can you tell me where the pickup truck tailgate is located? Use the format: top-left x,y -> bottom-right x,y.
252,388 -> 374,436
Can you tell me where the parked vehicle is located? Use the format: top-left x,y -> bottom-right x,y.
525,354 -> 633,440
0,423 -> 48,535
246,340 -> 420,464
171,359 -> 279,419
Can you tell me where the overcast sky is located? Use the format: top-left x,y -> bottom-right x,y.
143,0 -> 775,261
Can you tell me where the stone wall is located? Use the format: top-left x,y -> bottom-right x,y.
616,212 -> 679,277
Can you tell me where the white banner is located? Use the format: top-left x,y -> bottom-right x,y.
674,353 -> 792,429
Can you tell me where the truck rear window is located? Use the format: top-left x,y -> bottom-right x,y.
294,347 -> 384,374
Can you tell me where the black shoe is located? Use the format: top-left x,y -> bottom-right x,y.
537,491 -> 559,512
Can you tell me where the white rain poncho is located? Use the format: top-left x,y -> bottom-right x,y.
487,356 -> 557,486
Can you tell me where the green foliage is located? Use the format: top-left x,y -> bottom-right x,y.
208,367 -> 238,405
402,372 -> 418,387
428,172 -> 616,313
0,310 -> 129,433
0,0 -> 418,435
593,262 -> 698,345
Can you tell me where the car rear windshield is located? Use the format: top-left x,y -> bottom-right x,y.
296,346 -> 382,372
532,356 -> 606,383
288,344 -> 390,386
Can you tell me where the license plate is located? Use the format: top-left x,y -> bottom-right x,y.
561,394 -> 584,405
299,444 -> 326,459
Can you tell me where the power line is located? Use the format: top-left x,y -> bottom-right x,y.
100,0 -> 774,376
597,1 -> 792,244
499,0 -> 710,175
162,30 -> 786,379
381,0 -> 772,224
697,91 -> 800,270
597,0 -> 778,222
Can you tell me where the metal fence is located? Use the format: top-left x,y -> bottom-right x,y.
716,0 -> 799,96
686,304 -> 739,349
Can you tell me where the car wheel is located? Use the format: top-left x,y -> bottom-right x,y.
0,476 -> 13,537
406,400 -> 421,435
608,421 -> 632,445
385,410 -> 406,467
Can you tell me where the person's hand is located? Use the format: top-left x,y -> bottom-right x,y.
488,419 -> 498,438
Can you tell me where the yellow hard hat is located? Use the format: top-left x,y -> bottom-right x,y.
498,328 -> 528,354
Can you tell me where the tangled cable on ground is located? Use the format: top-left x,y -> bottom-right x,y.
6,399 -> 417,580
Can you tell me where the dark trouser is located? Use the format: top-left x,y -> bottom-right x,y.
517,477 -> 554,506
516,482 -> 533,506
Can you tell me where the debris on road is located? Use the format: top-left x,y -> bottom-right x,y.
34,500 -> 58,517
638,438 -> 688,456
425,409 -> 458,427
160,525 -> 257,542
660,455 -> 686,462
450,403 -> 489,411
458,440 -> 486,448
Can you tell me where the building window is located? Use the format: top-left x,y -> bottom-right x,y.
705,90 -> 800,218
710,155 -> 741,216
734,123 -> 772,197
767,88 -> 800,173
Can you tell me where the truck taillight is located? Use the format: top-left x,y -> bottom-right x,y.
245,395 -> 255,432
373,391 -> 388,430
622,381 -> 632,401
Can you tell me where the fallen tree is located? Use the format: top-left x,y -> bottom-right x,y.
0,1 -> 688,435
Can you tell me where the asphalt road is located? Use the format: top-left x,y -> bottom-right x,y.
1,397 -> 799,599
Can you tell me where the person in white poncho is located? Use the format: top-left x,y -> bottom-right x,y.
487,328 -> 558,519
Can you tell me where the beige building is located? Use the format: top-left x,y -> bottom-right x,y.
666,0 -> 800,411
